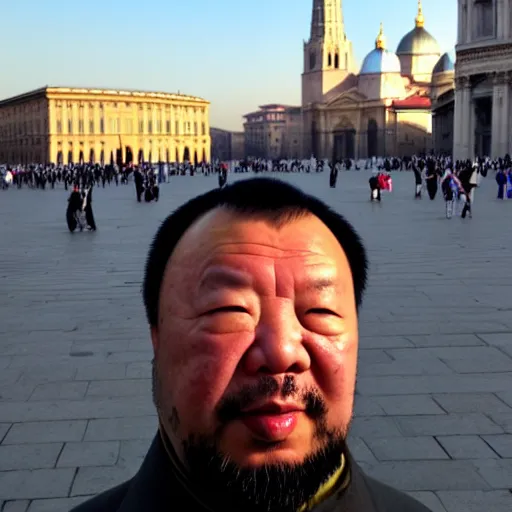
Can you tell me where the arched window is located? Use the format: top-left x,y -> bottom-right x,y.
473,0 -> 496,39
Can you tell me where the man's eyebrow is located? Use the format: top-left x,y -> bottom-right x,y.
198,268 -> 253,291
302,278 -> 338,293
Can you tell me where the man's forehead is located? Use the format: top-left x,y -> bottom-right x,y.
169,207 -> 344,266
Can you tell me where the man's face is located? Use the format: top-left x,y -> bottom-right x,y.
152,208 -> 358,469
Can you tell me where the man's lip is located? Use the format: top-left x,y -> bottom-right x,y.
240,402 -> 304,415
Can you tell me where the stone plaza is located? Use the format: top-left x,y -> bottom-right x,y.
0,172 -> 511,512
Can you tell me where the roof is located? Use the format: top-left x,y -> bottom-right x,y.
0,86 -> 209,106
396,26 -> 440,56
433,52 -> 455,74
360,48 -> 401,75
392,96 -> 431,109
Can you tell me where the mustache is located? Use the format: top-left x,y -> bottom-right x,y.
216,375 -> 327,424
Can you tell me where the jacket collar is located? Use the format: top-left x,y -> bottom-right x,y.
117,433 -> 379,512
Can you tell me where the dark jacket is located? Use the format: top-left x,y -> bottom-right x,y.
71,434 -> 431,512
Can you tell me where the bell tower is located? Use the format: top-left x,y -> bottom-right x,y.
302,0 -> 356,106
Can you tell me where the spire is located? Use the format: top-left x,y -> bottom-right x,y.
375,22 -> 386,50
415,0 -> 425,28
309,0 -> 345,42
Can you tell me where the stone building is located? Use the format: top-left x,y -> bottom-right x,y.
301,0 -> 445,160
243,105 -> 302,159
453,0 -> 512,160
0,86 -> 211,165
210,128 -> 245,161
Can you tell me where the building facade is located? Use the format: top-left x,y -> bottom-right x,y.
0,87 -> 211,165
301,0 -> 445,161
453,0 -> 512,160
210,127 -> 245,161
243,105 -> 302,159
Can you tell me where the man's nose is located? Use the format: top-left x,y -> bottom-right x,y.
241,300 -> 311,375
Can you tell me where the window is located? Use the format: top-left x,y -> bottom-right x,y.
166,120 -> 171,133
57,120 -> 62,134
148,121 -> 153,134
202,122 -> 206,135
89,120 -> 94,134
100,118 -> 105,134
139,120 -> 144,134
474,0 -> 495,38
175,121 -> 180,134
194,122 -> 198,135
157,120 -> 162,133
68,119 -> 73,134
78,120 -> 84,134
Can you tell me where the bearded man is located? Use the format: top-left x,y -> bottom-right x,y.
73,178 -> 431,512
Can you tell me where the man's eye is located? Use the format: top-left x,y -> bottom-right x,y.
307,308 -> 339,317
207,306 -> 247,315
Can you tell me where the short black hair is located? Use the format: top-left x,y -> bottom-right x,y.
143,178 -> 368,327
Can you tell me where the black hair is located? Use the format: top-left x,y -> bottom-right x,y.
143,178 -> 368,327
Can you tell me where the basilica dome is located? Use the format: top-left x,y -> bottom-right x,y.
360,23 -> 401,75
396,2 -> 440,56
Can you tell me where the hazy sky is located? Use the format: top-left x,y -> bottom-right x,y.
1,0 -> 456,131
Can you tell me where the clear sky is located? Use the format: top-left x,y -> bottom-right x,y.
1,0 -> 456,131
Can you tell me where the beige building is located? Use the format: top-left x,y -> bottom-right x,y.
243,105 -> 302,159
453,0 -> 512,160
301,0 -> 444,160
0,86 -> 211,165
210,128 -> 245,161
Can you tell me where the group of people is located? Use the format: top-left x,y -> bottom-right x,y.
66,184 -> 97,232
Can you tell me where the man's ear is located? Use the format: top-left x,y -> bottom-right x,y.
150,326 -> 159,355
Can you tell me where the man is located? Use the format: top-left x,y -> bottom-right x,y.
73,178 -> 431,512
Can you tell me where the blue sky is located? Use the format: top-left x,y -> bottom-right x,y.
1,0 -> 456,131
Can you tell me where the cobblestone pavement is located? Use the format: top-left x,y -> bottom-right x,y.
0,171 -> 511,511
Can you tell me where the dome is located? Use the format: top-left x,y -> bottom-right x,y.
432,51 -> 455,74
361,49 -> 402,75
360,23 -> 402,75
396,1 -> 440,55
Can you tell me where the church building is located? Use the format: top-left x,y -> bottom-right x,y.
301,0 -> 452,160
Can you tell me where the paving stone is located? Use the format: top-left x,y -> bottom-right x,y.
70,466 -> 135,496
27,496 -> 94,512
346,436 -> 377,463
481,434 -> 512,458
436,490 -> 512,512
374,395 -> 446,416
0,443 -> 62,471
471,459 -> 512,489
84,416 -> 157,442
363,460 -> 490,491
125,361 -> 152,379
353,396 -> 385,417
395,414 -> 504,437
436,436 -> 499,460
359,336 -> 414,349
0,423 -> 11,442
86,379 -> 151,398
1,500 -> 30,512
407,492 -> 447,512
365,436 -> 449,461
29,382 -> 88,401
358,349 -> 393,364
432,393 -> 512,414
349,416 -> 403,439
74,364 -> 127,381
57,441 -> 120,468
3,420 -> 87,445
488,413 -> 512,433
406,334 -> 485,348
0,469 -> 75,500
0,383 -> 37,402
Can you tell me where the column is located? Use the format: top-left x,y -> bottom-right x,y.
491,72 -> 504,158
500,77 -> 510,155
458,0 -> 466,44
460,77 -> 472,159
469,97 -> 476,160
466,0 -> 473,42
453,83 -> 462,159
